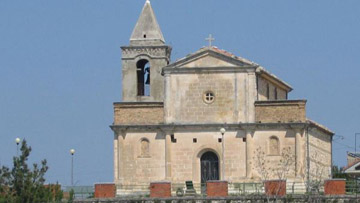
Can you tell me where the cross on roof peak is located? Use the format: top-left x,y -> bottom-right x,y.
205,34 -> 215,47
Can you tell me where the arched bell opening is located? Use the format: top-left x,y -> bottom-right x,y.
136,59 -> 150,96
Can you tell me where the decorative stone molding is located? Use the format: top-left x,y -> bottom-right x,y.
110,122 -> 308,133
121,46 -> 171,59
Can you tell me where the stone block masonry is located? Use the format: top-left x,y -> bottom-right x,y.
255,100 -> 306,123
114,102 -> 164,125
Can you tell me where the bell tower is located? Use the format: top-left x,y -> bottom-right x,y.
121,0 -> 171,102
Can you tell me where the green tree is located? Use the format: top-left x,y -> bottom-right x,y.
0,139 -> 62,202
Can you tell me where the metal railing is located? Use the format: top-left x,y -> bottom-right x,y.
63,186 -> 94,199
346,178 -> 360,195
62,179 -> 360,199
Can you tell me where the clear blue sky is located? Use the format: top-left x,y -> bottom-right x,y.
1,0 -> 359,186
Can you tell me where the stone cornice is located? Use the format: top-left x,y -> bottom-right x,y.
162,66 -> 257,75
255,100 -> 307,106
121,45 -> 172,60
110,122 -> 308,133
164,47 -> 256,69
256,67 -> 292,92
114,102 -> 163,108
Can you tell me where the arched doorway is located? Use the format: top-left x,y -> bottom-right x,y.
200,151 -> 219,183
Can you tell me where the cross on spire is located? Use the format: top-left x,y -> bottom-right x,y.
205,34 -> 215,47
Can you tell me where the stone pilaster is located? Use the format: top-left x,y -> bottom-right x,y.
295,129 -> 303,177
165,133 -> 172,180
164,73 -> 171,123
247,72 -> 257,123
246,129 -> 254,178
114,133 -> 118,181
117,132 -> 125,183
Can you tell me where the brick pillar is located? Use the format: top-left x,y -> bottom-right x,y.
150,181 -> 171,198
94,183 -> 116,198
324,179 -> 346,195
206,180 -> 228,197
264,180 -> 286,196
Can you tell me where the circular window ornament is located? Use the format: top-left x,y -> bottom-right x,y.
203,91 -> 215,104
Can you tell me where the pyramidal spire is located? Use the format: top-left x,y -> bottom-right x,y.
130,0 -> 165,45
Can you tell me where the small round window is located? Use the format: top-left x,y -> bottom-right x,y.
203,91 -> 215,104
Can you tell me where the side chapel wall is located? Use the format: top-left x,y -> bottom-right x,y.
117,132 -> 165,185
308,128 -> 332,180
251,130 -> 296,180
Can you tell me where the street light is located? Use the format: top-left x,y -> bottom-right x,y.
70,149 -> 75,186
220,128 -> 226,180
355,133 -> 360,154
15,138 -> 21,156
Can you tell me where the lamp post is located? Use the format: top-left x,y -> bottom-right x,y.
70,149 -> 75,186
15,138 -> 21,156
220,128 -> 226,180
355,133 -> 360,154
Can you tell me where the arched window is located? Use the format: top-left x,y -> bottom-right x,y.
269,136 -> 280,155
136,59 -> 150,96
140,138 -> 150,157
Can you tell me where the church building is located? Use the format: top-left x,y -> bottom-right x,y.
111,0 -> 334,196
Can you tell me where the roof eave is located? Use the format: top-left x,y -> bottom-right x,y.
256,66 -> 293,92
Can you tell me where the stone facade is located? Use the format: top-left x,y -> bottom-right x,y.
111,0 -> 334,197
